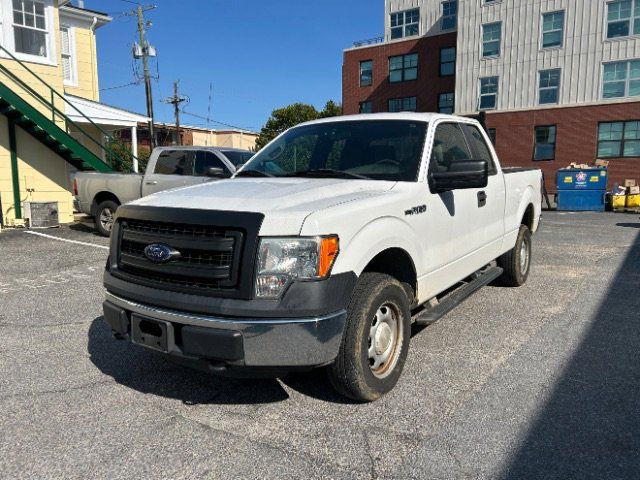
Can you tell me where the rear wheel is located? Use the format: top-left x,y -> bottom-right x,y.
95,200 -> 119,237
497,224 -> 532,287
328,272 -> 411,402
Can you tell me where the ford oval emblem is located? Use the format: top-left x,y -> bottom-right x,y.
143,243 -> 180,263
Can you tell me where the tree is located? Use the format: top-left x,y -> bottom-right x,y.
255,100 -> 342,150
319,100 -> 342,118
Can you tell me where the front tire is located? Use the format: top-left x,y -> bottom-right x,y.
95,200 -> 119,237
497,224 -> 532,287
328,272 -> 411,402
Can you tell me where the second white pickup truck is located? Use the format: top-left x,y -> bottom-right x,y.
102,113 -> 542,401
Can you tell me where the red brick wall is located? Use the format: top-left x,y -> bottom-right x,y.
485,103 -> 640,193
342,33 -> 457,115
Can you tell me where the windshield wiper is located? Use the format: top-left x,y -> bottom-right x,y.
285,169 -> 371,180
235,169 -> 273,177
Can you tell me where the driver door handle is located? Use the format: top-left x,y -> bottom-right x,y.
145,181 -> 158,185
477,191 -> 487,207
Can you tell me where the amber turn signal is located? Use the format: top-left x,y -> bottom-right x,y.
319,236 -> 339,278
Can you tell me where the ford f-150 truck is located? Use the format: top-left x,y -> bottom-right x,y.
102,113 -> 542,401
74,146 -> 254,236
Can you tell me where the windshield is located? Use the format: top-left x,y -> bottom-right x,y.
240,120 -> 428,181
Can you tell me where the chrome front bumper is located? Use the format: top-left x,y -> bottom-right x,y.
104,292 -> 347,368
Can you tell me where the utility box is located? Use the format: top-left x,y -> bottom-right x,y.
23,201 -> 60,228
556,168 -> 608,212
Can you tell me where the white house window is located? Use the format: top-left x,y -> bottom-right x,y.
390,9 -> 419,39
602,60 -> 640,98
541,11 -> 565,48
60,26 -> 74,84
12,0 -> 47,57
606,0 -> 640,38
441,0 -> 457,31
482,22 -> 502,57
479,76 -> 499,110
539,69 -> 561,104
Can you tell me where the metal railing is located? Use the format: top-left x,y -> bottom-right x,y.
0,45 -> 138,171
353,36 -> 384,48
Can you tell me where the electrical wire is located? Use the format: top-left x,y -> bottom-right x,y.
181,109 -> 255,132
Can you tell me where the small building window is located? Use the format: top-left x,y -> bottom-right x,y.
598,121 -> 640,157
534,125 -> 557,160
360,60 -> 373,87
440,47 -> 456,76
479,76 -> 499,110
359,101 -> 373,114
539,69 -> 561,104
390,8 -> 420,39
541,11 -> 565,48
389,97 -> 417,112
60,26 -> 74,84
438,93 -> 454,114
441,0 -> 457,31
603,60 -> 640,98
487,128 -> 497,145
607,0 -> 640,38
12,0 -> 47,57
482,22 -> 502,57
389,54 -> 418,83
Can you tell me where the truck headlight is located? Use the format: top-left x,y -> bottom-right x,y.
255,236 -> 339,298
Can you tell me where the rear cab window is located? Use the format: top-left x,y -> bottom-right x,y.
154,150 -> 194,175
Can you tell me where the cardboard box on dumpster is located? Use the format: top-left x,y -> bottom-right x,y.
624,179 -> 637,187
629,185 -> 640,195
594,159 -> 610,168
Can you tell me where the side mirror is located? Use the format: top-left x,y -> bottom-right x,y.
429,160 -> 488,193
206,167 -> 226,178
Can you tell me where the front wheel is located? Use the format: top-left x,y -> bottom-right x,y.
95,200 -> 119,237
328,272 -> 411,402
497,224 -> 532,287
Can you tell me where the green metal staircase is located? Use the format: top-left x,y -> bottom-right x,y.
0,80 -> 112,172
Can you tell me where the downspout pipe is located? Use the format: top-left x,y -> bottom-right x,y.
8,117 -> 21,219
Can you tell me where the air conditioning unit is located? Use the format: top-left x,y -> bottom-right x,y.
23,201 -> 59,228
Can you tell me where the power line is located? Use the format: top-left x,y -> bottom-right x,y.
100,81 -> 140,91
181,109 -> 255,132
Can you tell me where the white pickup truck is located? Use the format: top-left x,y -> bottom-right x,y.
102,113 -> 542,401
73,146 -> 254,235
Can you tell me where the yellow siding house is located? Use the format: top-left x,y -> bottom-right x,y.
0,0 -> 147,227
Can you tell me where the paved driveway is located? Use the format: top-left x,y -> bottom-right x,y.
1,213 -> 639,479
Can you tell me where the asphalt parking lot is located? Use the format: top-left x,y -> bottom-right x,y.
1,212 -> 639,479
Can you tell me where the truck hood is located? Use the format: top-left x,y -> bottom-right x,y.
131,177 -> 396,235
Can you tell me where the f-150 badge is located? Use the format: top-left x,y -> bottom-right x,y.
405,205 -> 427,216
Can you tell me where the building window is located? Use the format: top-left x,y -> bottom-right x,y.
479,76 -> 499,110
441,0 -> 457,30
60,26 -> 74,84
541,11 -> 565,48
359,101 -> 372,114
390,8 -> 420,39
534,126 -> 556,160
482,22 -> 502,57
539,69 -> 561,104
487,128 -> 497,145
598,121 -> 640,157
389,54 -> 418,83
12,0 -> 47,57
484,0 -> 500,4
389,97 -> 417,112
438,93 -> 454,114
440,47 -> 456,76
360,60 -> 372,87
607,0 -> 640,38
603,60 -> 640,98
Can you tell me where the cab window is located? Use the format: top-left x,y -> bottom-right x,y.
193,151 -> 229,176
154,150 -> 193,175
463,125 -> 497,175
429,123 -> 473,173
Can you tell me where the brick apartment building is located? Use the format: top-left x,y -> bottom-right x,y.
343,0 -> 640,193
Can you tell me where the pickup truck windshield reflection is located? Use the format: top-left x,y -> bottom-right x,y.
239,120 -> 428,182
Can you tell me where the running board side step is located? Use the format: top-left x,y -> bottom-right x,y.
413,266 -> 503,326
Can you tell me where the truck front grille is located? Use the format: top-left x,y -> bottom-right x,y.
116,219 -> 243,291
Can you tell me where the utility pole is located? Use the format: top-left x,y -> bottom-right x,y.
162,80 -> 188,145
134,5 -> 157,148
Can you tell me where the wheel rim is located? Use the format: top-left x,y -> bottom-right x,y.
99,208 -> 114,232
519,236 -> 530,274
367,302 -> 402,379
